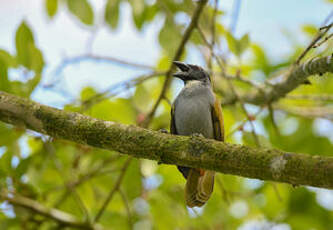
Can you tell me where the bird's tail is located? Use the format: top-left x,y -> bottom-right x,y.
185,169 -> 215,207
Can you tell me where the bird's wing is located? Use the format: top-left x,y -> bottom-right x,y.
171,103 -> 191,179
170,104 -> 178,135
211,96 -> 224,142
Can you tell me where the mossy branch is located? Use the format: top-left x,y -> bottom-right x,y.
1,91 -> 333,189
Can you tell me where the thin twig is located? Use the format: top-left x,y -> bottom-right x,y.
51,155 -> 121,208
94,158 -> 132,223
275,104 -> 333,120
79,71 -> 165,112
197,27 -> 260,88
313,33 -> 333,48
55,54 -> 155,75
212,71 -> 260,87
216,176 -> 230,204
286,94 -> 333,102
227,80 -> 261,146
320,22 -> 333,30
207,0 -> 218,70
272,183 -> 283,202
119,188 -> 133,229
44,140 -> 90,221
295,21 -> 332,65
1,191 -> 103,230
226,107 -> 263,139
268,104 -> 281,137
43,53 -> 157,89
222,55 -> 333,106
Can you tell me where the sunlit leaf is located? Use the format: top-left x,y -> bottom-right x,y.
0,59 -> 10,91
226,32 -> 250,57
239,33 -> 250,55
122,159 -> 142,200
225,31 -> 238,56
302,24 -> 318,37
105,0 -> 121,29
0,49 -> 16,67
15,21 -> 44,77
15,21 -> 35,68
158,18 -> 182,57
67,0 -> 94,25
46,0 -> 58,18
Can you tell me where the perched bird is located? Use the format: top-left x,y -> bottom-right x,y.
171,61 -> 224,207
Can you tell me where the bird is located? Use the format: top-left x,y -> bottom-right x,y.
170,61 -> 224,207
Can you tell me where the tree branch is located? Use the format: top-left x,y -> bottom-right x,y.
222,54 -> 333,105
0,191 -> 103,230
1,91 -> 333,189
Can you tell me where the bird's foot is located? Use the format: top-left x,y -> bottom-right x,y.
199,169 -> 205,176
191,133 -> 204,138
158,128 -> 168,134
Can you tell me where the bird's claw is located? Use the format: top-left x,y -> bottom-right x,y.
159,128 -> 168,134
191,133 -> 204,138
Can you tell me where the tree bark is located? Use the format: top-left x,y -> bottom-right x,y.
0,91 -> 333,189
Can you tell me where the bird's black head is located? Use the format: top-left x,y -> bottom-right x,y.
172,61 -> 211,84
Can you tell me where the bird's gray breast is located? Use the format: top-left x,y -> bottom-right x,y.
173,81 -> 215,139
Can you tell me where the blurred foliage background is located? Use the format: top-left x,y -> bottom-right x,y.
0,0 -> 333,229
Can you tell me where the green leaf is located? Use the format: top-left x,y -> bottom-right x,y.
26,74 -> 42,95
242,131 -> 271,147
0,49 -> 16,67
122,159 -> 142,200
158,19 -> 182,57
46,0 -> 58,18
0,59 -> 10,91
302,24 -> 317,37
80,86 -> 97,101
29,45 -> 44,74
132,4 -> 157,30
239,33 -> 250,55
15,21 -> 35,68
104,0 -> 121,29
0,123 -> 22,147
15,157 -> 32,179
287,188 -> 333,229
67,0 -> 94,25
128,0 -> 145,29
89,98 -> 136,124
251,44 -> 271,75
226,32 -> 250,57
133,84 -> 151,112
15,21 -> 44,75
225,31 -> 238,56
0,150 -> 13,175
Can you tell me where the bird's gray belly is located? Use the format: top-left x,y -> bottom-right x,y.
174,98 -> 214,139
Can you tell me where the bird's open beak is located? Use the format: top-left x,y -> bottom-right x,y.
173,61 -> 190,81
173,61 -> 190,72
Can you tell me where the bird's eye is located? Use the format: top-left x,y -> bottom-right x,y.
200,71 -> 208,79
